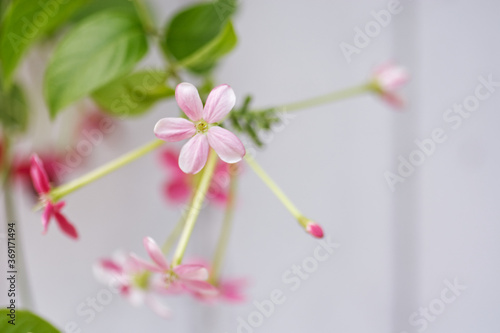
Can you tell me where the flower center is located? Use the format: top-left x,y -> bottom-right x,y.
164,270 -> 178,288
132,271 -> 150,290
195,120 -> 209,134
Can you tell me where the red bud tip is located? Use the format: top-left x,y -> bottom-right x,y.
306,222 -> 324,238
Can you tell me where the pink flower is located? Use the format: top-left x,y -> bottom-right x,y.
132,237 -> 219,297
159,148 -> 232,205
372,62 -> 409,108
154,83 -> 246,174
30,154 -> 78,239
94,252 -> 171,318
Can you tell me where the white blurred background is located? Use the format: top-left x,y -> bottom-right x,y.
1,0 -> 500,332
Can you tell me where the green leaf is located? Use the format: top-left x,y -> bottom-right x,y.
163,2 -> 237,72
0,82 -> 29,133
0,0 -> 88,84
92,70 -> 174,117
0,309 -> 60,332
70,0 -> 138,23
179,21 -> 237,71
44,10 -> 148,118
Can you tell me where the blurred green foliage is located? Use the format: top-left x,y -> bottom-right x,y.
0,309 -> 60,332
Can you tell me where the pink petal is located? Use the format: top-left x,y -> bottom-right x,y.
129,253 -> 164,273
178,134 -> 209,174
30,154 -> 51,194
374,63 -> 409,92
143,237 -> 169,271
207,184 -> 229,205
53,210 -> 78,239
145,295 -> 171,319
160,149 -> 181,170
207,126 -> 245,163
382,92 -> 405,109
41,203 -> 53,234
175,82 -> 204,121
154,118 -> 196,142
126,288 -> 146,306
181,280 -> 219,296
219,278 -> 248,302
163,179 -> 191,203
174,265 -> 209,281
203,84 -> 236,123
100,259 -> 123,274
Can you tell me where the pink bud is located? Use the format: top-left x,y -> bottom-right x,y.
306,222 -> 324,238
373,62 -> 409,92
30,154 -> 51,195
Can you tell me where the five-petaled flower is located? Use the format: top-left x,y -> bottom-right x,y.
132,237 -> 219,297
94,252 -> 171,318
154,83 -> 246,174
372,62 -> 409,109
30,154 -> 78,239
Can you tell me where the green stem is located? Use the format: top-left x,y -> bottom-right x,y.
255,83 -> 373,114
132,0 -> 157,36
50,139 -> 164,202
2,136 -> 34,310
172,149 -> 218,266
209,173 -> 237,285
244,155 -> 302,219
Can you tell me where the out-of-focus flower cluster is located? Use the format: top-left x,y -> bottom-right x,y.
95,237 -> 246,317
159,148 -> 237,206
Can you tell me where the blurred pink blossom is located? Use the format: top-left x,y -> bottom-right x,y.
30,154 -> 78,239
372,62 -> 409,109
159,148 -> 233,206
94,252 -> 171,318
132,237 -> 219,297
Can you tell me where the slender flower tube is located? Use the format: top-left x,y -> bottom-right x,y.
244,155 -> 324,238
154,83 -> 246,174
30,154 -> 78,239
